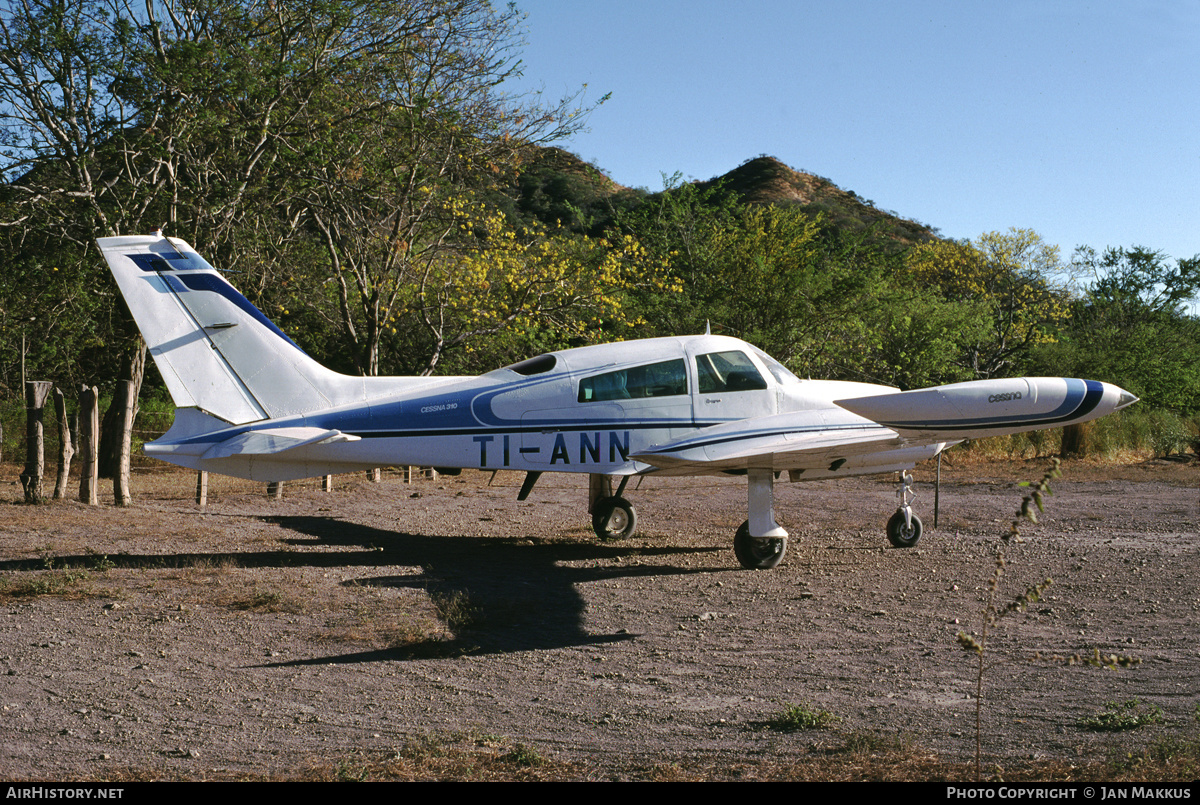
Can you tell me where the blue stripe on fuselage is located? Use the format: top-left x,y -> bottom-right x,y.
158,350 -> 702,451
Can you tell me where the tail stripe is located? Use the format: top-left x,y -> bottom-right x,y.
129,251 -> 190,271
174,273 -> 307,355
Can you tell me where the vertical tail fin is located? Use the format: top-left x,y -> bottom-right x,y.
99,235 -> 371,425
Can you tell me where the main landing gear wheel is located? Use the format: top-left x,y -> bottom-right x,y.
887,510 -> 922,548
733,520 -> 787,570
592,496 -> 637,540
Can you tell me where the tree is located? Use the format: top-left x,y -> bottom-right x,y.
0,235 -> 112,394
507,146 -> 637,236
284,0 -> 603,376
0,0 -> 208,475
396,208 -> 670,375
1079,246 -> 1200,320
0,0 -> 147,240
854,284 -> 991,390
2,0 -> 612,384
905,228 -> 1070,378
698,205 -> 868,373
1034,246 -> 1200,414
0,0 -> 617,496
607,174 -> 742,339
611,181 -> 923,381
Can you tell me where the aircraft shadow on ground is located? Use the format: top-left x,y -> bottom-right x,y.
0,516 -> 723,662
265,515 -> 718,662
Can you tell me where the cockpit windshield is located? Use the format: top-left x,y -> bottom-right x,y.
748,345 -> 802,385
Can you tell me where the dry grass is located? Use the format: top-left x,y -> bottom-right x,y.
317,599 -> 447,649
0,567 -> 96,600
52,734 -> 1200,781
157,560 -> 305,613
430,589 -> 480,633
223,586 -> 301,613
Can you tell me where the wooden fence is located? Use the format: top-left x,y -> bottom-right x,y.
9,380 -> 435,507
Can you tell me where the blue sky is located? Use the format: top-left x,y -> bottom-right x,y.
507,1 -> 1200,268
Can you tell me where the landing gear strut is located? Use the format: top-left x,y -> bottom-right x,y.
887,471 -> 922,548
735,468 -> 789,569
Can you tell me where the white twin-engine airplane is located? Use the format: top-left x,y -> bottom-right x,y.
99,234 -> 1138,569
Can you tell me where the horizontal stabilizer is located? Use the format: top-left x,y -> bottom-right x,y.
201,427 -> 360,460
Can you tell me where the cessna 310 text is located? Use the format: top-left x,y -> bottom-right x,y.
99,234 -> 1138,569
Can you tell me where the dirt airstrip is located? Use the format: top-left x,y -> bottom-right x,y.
0,456 -> 1197,779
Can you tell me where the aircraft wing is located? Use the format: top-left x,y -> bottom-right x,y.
633,376 -> 1135,476
632,411 -> 918,474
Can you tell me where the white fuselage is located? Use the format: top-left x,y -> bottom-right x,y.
146,334 -> 921,482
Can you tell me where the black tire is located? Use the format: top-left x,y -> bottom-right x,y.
733,520 -> 787,569
592,496 -> 637,540
887,510 -> 922,548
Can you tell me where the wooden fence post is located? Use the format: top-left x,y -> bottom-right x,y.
1061,422 -> 1091,458
52,388 -> 74,500
78,385 -> 99,505
267,481 -> 283,499
19,381 -> 53,504
322,474 -> 332,492
112,380 -> 135,506
196,471 -> 208,511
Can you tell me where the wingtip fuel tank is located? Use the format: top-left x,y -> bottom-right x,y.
835,377 -> 1138,439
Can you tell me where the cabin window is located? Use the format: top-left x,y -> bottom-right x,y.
578,359 -> 687,403
695,351 -> 767,393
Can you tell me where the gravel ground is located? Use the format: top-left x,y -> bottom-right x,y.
0,456 -> 1196,779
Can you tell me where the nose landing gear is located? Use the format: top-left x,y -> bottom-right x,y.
887,471 -> 922,548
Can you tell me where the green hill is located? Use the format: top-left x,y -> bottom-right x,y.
699,155 -> 936,243
506,149 -> 936,245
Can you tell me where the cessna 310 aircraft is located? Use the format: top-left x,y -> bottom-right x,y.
99,234 -> 1138,569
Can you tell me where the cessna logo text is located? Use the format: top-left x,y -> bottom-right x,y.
988,392 -> 1022,403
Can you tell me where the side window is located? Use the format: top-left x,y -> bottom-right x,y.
695,351 -> 767,393
579,359 -> 687,402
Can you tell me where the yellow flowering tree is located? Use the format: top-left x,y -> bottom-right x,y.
403,203 -> 674,375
